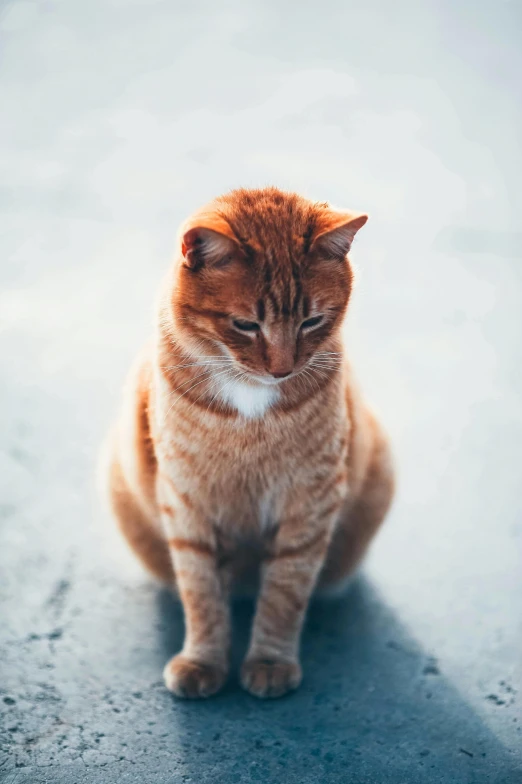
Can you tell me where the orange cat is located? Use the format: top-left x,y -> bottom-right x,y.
105,187 -> 394,699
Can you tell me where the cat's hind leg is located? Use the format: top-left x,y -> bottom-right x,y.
107,441 -> 173,584
103,354 -> 174,585
317,417 -> 394,595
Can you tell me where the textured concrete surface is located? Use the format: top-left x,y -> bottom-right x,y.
0,1 -> 521,782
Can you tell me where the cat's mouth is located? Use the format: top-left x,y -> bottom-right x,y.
253,374 -> 291,386
240,371 -> 292,386
226,365 -> 294,386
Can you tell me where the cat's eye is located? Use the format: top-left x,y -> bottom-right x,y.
232,319 -> 260,332
300,315 -> 324,330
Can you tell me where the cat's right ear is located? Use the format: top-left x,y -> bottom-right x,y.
180,214 -> 239,271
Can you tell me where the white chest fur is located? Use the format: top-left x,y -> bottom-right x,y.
216,377 -> 279,419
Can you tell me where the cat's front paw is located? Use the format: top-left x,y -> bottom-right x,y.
240,657 -> 302,698
163,655 -> 227,699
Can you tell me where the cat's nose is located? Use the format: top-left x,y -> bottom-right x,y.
266,332 -> 295,378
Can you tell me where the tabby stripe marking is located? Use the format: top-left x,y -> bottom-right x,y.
168,538 -> 215,557
159,474 -> 195,509
268,528 -> 328,561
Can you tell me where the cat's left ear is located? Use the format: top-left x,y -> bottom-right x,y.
180,213 -> 240,271
311,210 -> 368,259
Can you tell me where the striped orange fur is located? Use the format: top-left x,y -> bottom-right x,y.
104,187 -> 394,699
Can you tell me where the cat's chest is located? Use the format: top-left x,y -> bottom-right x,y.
214,378 -> 280,419
159,380 -> 345,533
164,412 -> 298,532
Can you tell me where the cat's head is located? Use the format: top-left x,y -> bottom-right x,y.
170,188 -> 367,384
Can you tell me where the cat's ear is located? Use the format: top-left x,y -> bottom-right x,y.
180,213 -> 240,270
311,210 -> 368,259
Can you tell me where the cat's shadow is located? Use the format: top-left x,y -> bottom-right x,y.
154,577 -> 518,784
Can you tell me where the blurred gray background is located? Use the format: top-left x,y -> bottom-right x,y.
0,1 -> 521,782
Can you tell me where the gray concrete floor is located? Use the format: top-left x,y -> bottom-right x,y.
1,1 -> 521,782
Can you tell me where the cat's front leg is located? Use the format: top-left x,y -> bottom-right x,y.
241,497 -> 342,698
158,478 -> 230,698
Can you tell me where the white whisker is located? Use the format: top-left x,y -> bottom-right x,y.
206,370 -> 245,415
309,367 -> 330,382
300,367 -> 321,394
159,361 -> 234,370
161,368 -> 233,424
